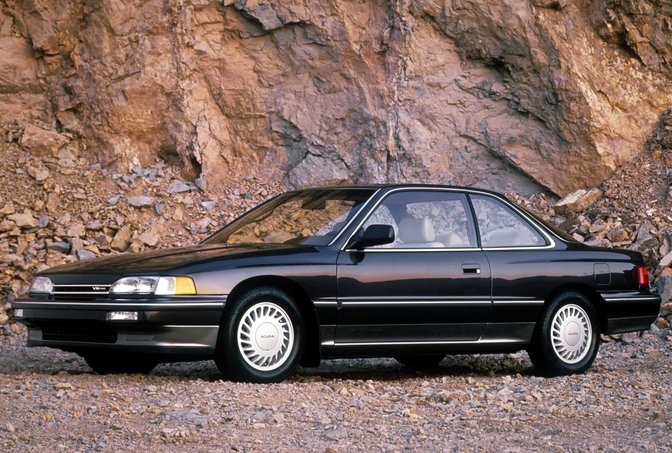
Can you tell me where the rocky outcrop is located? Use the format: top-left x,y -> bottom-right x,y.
590,0 -> 672,77
0,1 -> 671,196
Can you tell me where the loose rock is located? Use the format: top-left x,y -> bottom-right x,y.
127,196 -> 155,208
111,226 -> 132,252
7,211 -> 38,229
554,188 -> 603,213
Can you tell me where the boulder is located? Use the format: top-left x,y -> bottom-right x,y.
554,188 -> 603,214
655,268 -> 672,305
19,125 -> 69,157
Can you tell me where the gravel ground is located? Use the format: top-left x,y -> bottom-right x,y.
1,332 -> 670,452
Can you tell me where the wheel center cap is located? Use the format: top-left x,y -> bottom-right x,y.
255,322 -> 279,351
564,321 -> 581,346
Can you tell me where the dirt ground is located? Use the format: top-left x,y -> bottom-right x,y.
1,332 -> 670,452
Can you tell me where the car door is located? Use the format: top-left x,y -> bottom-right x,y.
335,189 -> 492,348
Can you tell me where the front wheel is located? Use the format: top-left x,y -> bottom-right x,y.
528,292 -> 600,376
216,288 -> 304,383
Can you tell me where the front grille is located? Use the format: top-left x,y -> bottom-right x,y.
41,324 -> 117,343
52,285 -> 110,301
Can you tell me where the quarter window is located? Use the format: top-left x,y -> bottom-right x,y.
362,191 -> 477,248
470,195 -> 546,248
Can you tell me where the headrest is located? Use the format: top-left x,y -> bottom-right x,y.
398,217 -> 435,243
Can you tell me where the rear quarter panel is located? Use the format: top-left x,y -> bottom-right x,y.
486,244 -> 643,325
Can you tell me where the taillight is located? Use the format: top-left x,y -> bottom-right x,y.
637,266 -> 650,287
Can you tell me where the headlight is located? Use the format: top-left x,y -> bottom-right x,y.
110,277 -> 158,294
30,277 -> 53,294
110,276 -> 196,295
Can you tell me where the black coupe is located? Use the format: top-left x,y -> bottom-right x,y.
12,185 -> 661,382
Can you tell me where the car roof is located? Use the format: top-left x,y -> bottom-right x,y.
292,184 -> 507,198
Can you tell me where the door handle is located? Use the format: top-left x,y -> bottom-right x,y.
462,264 -> 481,274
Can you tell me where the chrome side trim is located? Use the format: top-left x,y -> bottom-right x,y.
330,338 -> 525,347
50,292 -> 110,296
344,247 -> 481,253
13,301 -> 224,309
482,246 -> 553,251
603,296 -> 661,302
340,300 -> 491,306
149,342 -> 212,348
53,285 -> 111,288
492,300 -> 544,305
339,295 -> 489,301
313,301 -> 339,307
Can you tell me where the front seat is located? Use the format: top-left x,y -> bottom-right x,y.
397,217 -> 444,248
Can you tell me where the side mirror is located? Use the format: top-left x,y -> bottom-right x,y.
349,224 -> 395,249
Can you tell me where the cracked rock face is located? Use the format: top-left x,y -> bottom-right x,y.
0,0 -> 671,196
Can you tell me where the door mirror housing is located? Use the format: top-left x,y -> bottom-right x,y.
349,224 -> 395,249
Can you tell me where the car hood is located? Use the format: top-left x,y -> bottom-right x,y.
40,243 -> 316,275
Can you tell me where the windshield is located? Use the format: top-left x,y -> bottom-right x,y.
203,188 -> 376,246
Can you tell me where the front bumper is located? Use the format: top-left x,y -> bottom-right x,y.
601,291 -> 661,334
11,296 -> 226,357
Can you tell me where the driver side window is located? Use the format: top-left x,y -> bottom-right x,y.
362,191 -> 477,249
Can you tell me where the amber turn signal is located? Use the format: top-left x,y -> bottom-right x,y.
174,276 -> 197,295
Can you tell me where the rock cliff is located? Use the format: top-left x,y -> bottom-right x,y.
0,0 -> 671,195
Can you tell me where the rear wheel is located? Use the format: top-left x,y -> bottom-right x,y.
83,352 -> 157,375
216,288 -> 304,383
528,291 -> 600,376
395,354 -> 445,368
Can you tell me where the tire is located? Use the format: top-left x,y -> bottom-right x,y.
395,354 -> 445,368
528,291 -> 600,376
216,288 -> 304,383
83,352 -> 157,375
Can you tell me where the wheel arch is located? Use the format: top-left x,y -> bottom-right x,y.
224,275 -> 321,367
542,284 -> 606,332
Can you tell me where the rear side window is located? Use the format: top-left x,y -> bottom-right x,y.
470,195 -> 547,248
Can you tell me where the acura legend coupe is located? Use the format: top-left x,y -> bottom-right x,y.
12,185 -> 661,382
